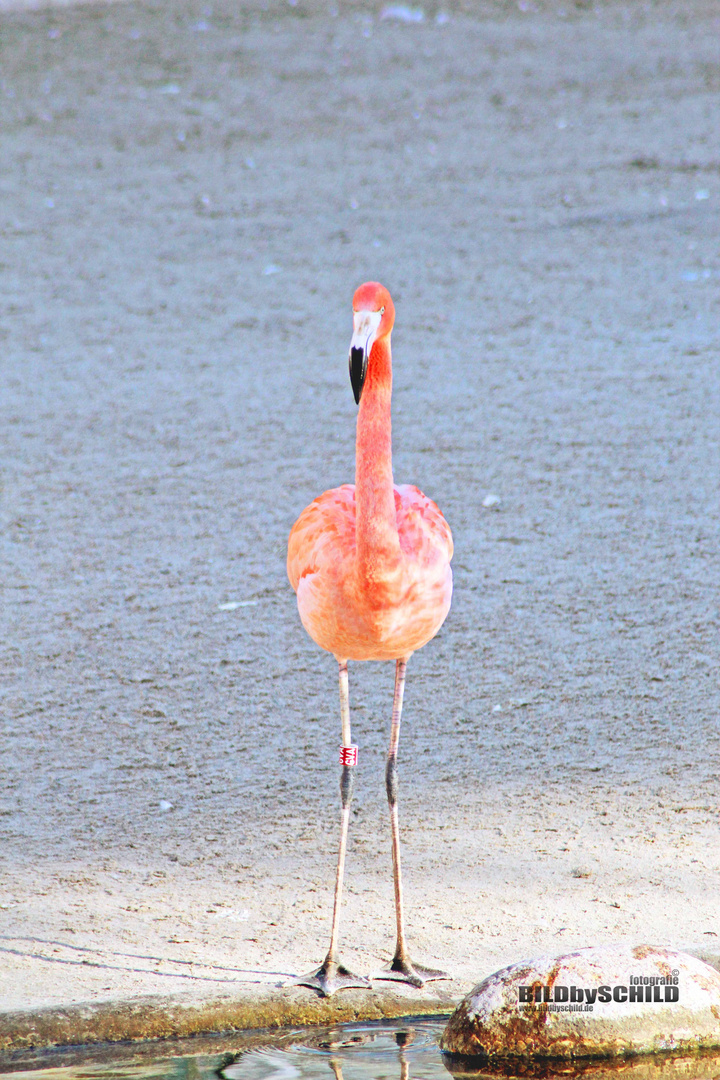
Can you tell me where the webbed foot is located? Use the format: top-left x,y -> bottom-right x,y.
291,958 -> 371,997
372,956 -> 450,988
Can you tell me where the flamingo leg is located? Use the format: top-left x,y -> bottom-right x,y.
374,657 -> 450,988
292,659 -> 370,997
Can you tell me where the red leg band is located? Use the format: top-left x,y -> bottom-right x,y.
339,745 -> 358,766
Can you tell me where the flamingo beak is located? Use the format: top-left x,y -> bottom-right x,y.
349,309 -> 382,404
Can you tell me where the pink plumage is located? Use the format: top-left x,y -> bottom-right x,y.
288,483 -> 452,661
288,282 -> 453,663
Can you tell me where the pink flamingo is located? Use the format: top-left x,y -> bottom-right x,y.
287,282 -> 453,997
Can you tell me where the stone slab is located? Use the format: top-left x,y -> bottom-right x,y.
0,980 -> 463,1055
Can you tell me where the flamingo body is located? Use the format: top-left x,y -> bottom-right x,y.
288,482 -> 453,661
285,282 -> 453,995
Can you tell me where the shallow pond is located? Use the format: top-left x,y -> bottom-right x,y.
4,1019 -> 720,1080
0,1020 -> 446,1080
226,1017 -> 447,1080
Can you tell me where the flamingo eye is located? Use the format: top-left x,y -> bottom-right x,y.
380,306 -> 385,314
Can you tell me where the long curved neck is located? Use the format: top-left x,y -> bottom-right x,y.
355,335 -> 400,576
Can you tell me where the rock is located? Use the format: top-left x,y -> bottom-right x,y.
440,945 -> 720,1060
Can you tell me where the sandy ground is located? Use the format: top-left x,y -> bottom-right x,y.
1,0 -> 719,1018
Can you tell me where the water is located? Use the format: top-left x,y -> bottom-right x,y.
226,1018 -> 448,1080
5,1020 -> 720,1080
0,1020 -> 448,1080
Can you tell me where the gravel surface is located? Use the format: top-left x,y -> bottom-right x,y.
1,0 -> 719,1013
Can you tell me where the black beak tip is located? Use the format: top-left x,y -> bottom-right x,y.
349,346 -> 367,405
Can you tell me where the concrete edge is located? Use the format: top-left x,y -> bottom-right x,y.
0,980 -> 465,1057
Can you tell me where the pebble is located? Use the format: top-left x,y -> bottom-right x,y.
380,5 -> 425,23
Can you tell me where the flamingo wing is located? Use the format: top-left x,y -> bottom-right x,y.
394,484 -> 453,566
287,484 -> 356,593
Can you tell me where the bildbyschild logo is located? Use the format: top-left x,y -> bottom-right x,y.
517,969 -> 680,1013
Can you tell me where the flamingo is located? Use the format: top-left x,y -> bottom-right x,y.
287,281 -> 453,997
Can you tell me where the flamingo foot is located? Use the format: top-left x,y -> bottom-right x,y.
291,958 -> 371,997
372,955 -> 450,988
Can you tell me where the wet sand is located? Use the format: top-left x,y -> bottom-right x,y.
1,0 -> 719,1016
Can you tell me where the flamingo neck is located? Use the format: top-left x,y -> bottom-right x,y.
355,336 -> 400,577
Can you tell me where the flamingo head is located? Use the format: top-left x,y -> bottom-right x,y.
349,282 -> 395,404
